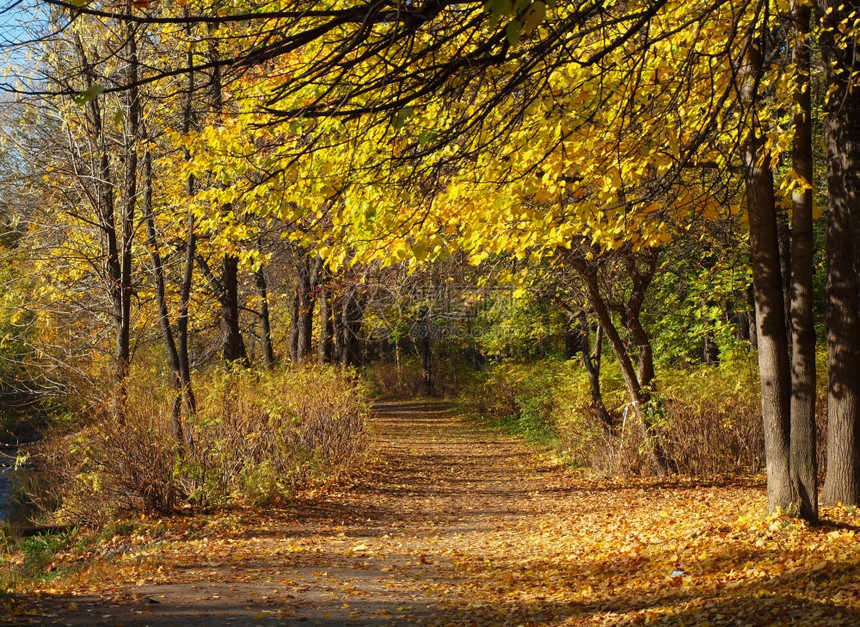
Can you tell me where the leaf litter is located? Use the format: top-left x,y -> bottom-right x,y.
2,401 -> 859,625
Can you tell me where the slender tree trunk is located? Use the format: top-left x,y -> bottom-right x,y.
578,312 -> 612,433
332,292 -> 345,365
143,142 -> 186,446
746,285 -> 758,350
74,36 -> 124,402
818,0 -> 860,506
622,249 -> 658,389
343,287 -> 363,367
740,38 -> 794,512
703,332 -> 720,364
395,339 -> 403,385
255,268 -> 275,368
291,255 -> 316,362
290,292 -> 300,363
206,31 -> 248,367
318,280 -> 334,365
788,0 -> 818,521
116,17 -> 140,394
177,11 -> 197,420
572,256 -> 666,475
418,306 -> 433,396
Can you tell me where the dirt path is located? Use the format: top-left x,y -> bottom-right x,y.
8,401 -> 860,626
11,401 -> 574,626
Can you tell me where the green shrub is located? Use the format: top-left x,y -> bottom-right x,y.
460,360 -> 570,446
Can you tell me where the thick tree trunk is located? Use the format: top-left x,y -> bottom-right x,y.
740,41 -> 794,512
788,0 -> 818,521
777,212 -> 793,338
221,254 -> 249,364
818,0 -> 860,506
255,268 -> 275,369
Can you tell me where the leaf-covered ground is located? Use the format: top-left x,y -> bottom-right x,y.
3,401 -> 860,626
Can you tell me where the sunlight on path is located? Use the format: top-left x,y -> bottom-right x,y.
7,401 -> 860,626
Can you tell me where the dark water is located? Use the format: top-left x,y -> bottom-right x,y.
0,448 -> 15,520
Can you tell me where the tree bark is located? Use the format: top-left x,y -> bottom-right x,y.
207,29 -> 248,368
418,306 -> 433,396
290,255 -> 316,363
177,11 -> 197,420
221,254 -> 249,364
577,311 -> 612,433
117,19 -> 139,389
74,35 -> 123,394
332,292 -> 345,364
318,277 -> 334,365
818,0 -> 860,506
788,0 -> 818,521
343,286 -> 363,367
255,267 -> 275,369
622,249 -> 658,389
740,38 -> 794,512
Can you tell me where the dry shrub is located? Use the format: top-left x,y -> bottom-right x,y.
368,358 -> 428,399
658,394 -> 763,475
25,366 -> 368,524
465,357 -> 767,478
560,403 -> 655,477
22,384 -> 181,525
186,367 -> 368,506
652,360 -> 764,475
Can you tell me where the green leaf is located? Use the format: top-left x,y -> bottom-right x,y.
418,131 -> 438,146
74,84 -> 104,107
513,0 -> 531,14
113,109 -> 124,124
523,1 -> 546,33
506,20 -> 523,45
392,107 -> 413,130
485,0 -> 512,17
